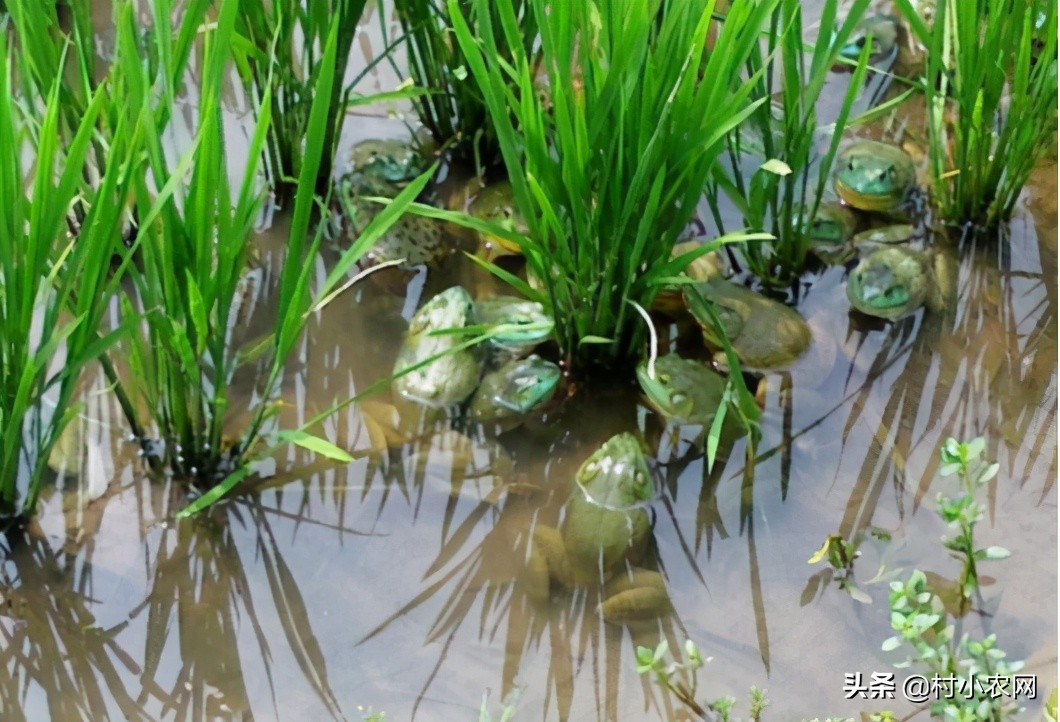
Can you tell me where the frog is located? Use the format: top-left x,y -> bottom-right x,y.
846,245 -> 955,321
635,353 -> 732,429
838,14 -> 899,67
332,138 -> 450,269
833,140 -> 917,217
476,295 -> 555,358
468,354 -> 561,431
392,286 -> 486,407
525,432 -> 671,623
467,181 -> 528,256
683,277 -> 812,371
803,201 -> 860,264
650,239 -> 728,315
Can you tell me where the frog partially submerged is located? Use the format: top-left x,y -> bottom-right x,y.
526,432 -> 671,623
683,278 -> 812,371
839,14 -> 899,67
468,181 -> 527,256
468,354 -> 561,431
332,139 -> 449,268
476,295 -> 554,358
393,286 -> 485,407
846,246 -> 954,321
804,201 -> 859,263
636,354 -> 729,428
833,140 -> 917,216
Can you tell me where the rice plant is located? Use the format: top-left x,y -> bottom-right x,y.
447,0 -> 779,373
389,0 -> 536,167
0,34 -> 136,518
234,0 -> 372,195
705,0 -> 873,286
894,0 -> 1058,228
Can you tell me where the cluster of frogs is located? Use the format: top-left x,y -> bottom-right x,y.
330,53 -> 948,618
819,138 -> 953,321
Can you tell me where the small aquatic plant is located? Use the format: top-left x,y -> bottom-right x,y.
882,438 -> 1022,721
705,0 -> 873,286
636,639 -> 769,721
234,0 -> 370,194
448,0 -> 779,373
0,35 -> 135,517
894,0 -> 1058,229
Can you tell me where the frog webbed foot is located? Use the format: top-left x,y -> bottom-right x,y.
599,567 -> 672,623
523,525 -> 572,605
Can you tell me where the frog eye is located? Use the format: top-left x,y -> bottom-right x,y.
853,36 -> 867,49
847,158 -> 857,171
885,165 -> 897,181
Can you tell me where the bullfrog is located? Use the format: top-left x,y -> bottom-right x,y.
803,201 -> 859,263
468,181 -> 527,255
393,286 -> 485,407
839,14 -> 899,67
476,295 -> 555,358
683,278 -> 812,371
833,140 -> 917,216
650,240 -> 727,315
526,432 -> 671,623
846,245 -> 954,321
636,354 -> 733,430
468,354 -> 561,430
332,139 -> 449,268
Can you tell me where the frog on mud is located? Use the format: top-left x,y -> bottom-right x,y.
636,354 -> 742,439
525,433 -> 671,623
332,138 -> 449,268
393,286 -> 486,407
468,354 -> 561,431
683,277 -> 812,371
846,245 -> 955,321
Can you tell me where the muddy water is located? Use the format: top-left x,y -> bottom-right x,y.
2,7 -> 1057,722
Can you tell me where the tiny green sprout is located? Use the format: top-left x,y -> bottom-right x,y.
684,639 -> 703,669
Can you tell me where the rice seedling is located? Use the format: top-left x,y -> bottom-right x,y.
388,0 -> 536,167
87,0 -> 432,513
894,0 -> 1058,229
0,34 -> 137,518
446,0 -> 780,373
233,0 -> 401,195
705,0 -> 873,286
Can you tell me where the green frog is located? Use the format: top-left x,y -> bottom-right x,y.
468,354 -> 561,430
526,432 -> 671,623
833,140 -> 917,216
846,246 -> 954,321
804,201 -> 859,263
392,286 -> 485,407
476,295 -> 555,358
839,14 -> 899,66
333,139 -> 449,268
468,181 -> 527,255
636,354 -> 729,428
683,278 -> 812,371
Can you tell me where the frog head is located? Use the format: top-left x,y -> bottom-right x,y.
839,14 -> 899,63
575,433 -> 654,509
347,139 -> 426,187
833,140 -> 916,213
846,247 -> 930,320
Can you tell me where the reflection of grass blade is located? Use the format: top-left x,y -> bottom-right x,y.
251,504 -> 346,720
